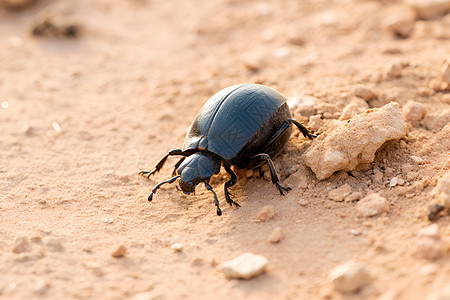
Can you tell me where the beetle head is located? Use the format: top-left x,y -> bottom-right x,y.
177,153 -> 220,194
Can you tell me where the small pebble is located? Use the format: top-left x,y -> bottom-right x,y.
415,238 -> 442,260
102,217 -> 115,224
402,101 -> 426,126
390,177 -> 399,187
33,279 -> 50,295
349,229 -> 361,236
298,199 -> 309,206
256,205 -> 275,221
0,0 -> 35,9
357,193 -> 389,217
273,47 -> 291,59
345,192 -> 364,202
218,253 -> 268,279
410,155 -> 424,163
328,184 -> 352,202
406,0 -> 450,20
328,261 -> 372,293
12,236 -> 30,254
268,227 -> 284,243
418,224 -> 440,239
353,85 -> 377,101
438,171 -> 450,208
171,243 -> 184,252
442,59 -> 450,84
111,245 -> 127,257
387,17 -> 415,38
242,52 -> 265,72
45,239 -> 64,251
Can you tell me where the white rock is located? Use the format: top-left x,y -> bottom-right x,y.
406,0 -> 450,20
218,253 -> 268,279
357,193 -> 389,217
437,171 -> 450,208
410,155 -> 424,163
171,243 -> 184,252
303,102 -> 407,180
390,177 -> 399,187
288,95 -> 317,118
329,261 -> 372,293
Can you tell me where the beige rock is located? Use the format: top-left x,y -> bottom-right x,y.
268,227 -> 284,243
339,99 -> 369,121
328,184 -> 352,202
12,236 -> 30,254
357,193 -> 389,217
256,205 -> 275,221
387,18 -> 415,38
111,245 -> 127,257
402,100 -> 426,126
303,102 -> 407,180
218,253 -> 268,279
418,224 -> 440,239
0,0 -> 34,9
406,0 -> 450,20
288,95 -> 318,118
423,110 -> 450,132
329,261 -> 372,293
437,171 -> 450,208
354,85 -> 377,101
415,238 -> 443,260
427,285 -> 450,300
442,59 -> 450,84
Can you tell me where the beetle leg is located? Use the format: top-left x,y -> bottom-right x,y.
223,163 -> 241,207
148,175 -> 180,201
288,119 -> 317,139
249,153 -> 291,195
139,149 -> 191,179
203,181 -> 222,216
172,157 -> 186,177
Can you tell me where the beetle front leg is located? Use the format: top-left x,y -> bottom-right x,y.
249,153 -> 291,195
223,163 -> 240,207
204,181 -> 222,216
139,149 -> 190,179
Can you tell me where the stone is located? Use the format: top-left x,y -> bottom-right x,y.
268,227 -> 284,243
345,192 -> 364,202
442,59 -> 450,84
303,102 -> 407,180
288,95 -> 317,118
354,85 -> 377,101
171,243 -> 184,252
427,285 -> 450,300
357,193 -> 389,217
387,18 -> 415,38
415,238 -> 443,260
402,100 -> 426,126
0,0 -> 34,9
12,236 -> 30,253
418,224 -> 440,239
437,171 -> 450,208
328,184 -> 352,202
406,0 -> 450,20
256,205 -> 275,221
339,100 -> 369,121
329,261 -> 372,293
410,155 -> 424,163
111,245 -> 127,257
218,253 -> 268,279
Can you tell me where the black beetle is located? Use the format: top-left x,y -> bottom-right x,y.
140,83 -> 316,215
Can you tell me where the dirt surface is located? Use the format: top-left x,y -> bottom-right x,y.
1,0 -> 450,299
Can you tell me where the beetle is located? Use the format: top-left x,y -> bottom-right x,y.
140,83 -> 316,215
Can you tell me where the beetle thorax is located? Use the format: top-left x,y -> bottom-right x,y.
177,153 -> 221,194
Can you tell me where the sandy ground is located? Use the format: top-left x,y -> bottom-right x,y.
1,0 -> 450,299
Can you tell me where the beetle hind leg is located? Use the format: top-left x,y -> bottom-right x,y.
249,153 -> 291,196
223,163 -> 240,207
204,181 -> 222,216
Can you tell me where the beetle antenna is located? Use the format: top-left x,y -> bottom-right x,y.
148,175 -> 180,201
203,181 -> 222,216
